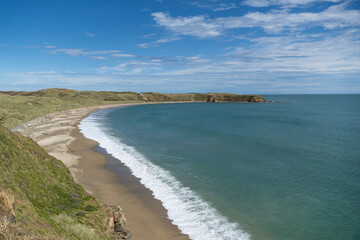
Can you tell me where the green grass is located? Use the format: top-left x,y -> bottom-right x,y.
0,88 -> 265,128
0,89 -> 143,128
51,214 -> 100,240
0,125 -> 112,239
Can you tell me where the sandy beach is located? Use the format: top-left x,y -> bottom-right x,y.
12,103 -> 189,240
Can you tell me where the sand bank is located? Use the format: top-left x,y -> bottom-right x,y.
12,103 -> 189,240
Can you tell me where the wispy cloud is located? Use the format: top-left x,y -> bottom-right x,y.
111,60 -> 163,74
6,29 -> 360,93
155,30 -> 360,76
45,48 -> 121,57
90,56 -> 106,60
152,12 -> 221,38
243,0 -> 342,8
84,32 -> 96,37
152,3 -> 360,37
213,3 -> 237,12
111,53 -> 137,58
26,71 -> 57,75
189,2 -> 237,12
137,36 -> 180,48
142,33 -> 157,38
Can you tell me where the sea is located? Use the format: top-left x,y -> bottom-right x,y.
79,95 -> 360,240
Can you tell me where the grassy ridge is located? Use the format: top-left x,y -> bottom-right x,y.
0,88 -> 266,128
0,124 -> 113,239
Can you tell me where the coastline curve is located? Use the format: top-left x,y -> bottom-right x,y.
79,107 -> 251,240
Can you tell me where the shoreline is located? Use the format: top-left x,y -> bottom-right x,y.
11,102 -> 190,240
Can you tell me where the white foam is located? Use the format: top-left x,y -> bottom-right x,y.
79,110 -> 251,240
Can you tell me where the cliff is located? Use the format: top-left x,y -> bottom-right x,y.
0,124 -> 130,239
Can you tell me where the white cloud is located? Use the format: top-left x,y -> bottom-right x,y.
46,48 -> 84,56
155,37 -> 180,43
219,3 -> 360,33
45,48 -> 121,56
112,53 -> 137,58
109,60 -> 163,75
26,71 -> 57,75
137,36 -> 180,48
84,32 -> 96,37
137,43 -> 151,48
6,32 -> 360,94
152,3 -> 360,36
156,29 -> 360,76
95,28 -> 359,78
151,12 -> 222,38
44,45 -> 56,48
188,2 -> 237,12
242,0 -> 342,8
90,56 -> 106,60
142,33 -> 157,38
213,3 -> 237,11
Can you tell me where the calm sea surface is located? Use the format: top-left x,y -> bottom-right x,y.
80,95 -> 360,240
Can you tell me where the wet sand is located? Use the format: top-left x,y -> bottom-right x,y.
12,103 -> 190,240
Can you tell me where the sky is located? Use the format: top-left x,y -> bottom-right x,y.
0,0 -> 359,94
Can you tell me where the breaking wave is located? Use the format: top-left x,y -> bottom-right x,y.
79,109 -> 250,240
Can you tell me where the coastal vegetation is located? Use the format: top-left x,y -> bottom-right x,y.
0,88 -> 266,128
0,124 -> 129,239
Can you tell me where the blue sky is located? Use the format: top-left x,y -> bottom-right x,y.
1,0 -> 359,93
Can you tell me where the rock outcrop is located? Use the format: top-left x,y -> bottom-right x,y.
207,96 -> 217,102
107,206 -> 132,240
0,191 -> 16,232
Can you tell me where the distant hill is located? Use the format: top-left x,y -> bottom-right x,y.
0,88 -> 266,128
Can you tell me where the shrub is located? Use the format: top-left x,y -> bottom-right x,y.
51,214 -> 100,240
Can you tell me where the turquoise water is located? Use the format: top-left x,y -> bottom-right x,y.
81,95 -> 360,240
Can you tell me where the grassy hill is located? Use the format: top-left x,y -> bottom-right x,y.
0,124 -> 128,239
0,89 -> 266,128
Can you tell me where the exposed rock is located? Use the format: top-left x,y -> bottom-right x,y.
207,96 -> 217,102
107,206 -> 131,240
0,191 -> 16,230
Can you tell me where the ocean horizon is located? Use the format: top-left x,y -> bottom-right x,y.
79,94 -> 360,240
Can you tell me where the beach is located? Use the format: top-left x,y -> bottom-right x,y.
12,103 -> 189,240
